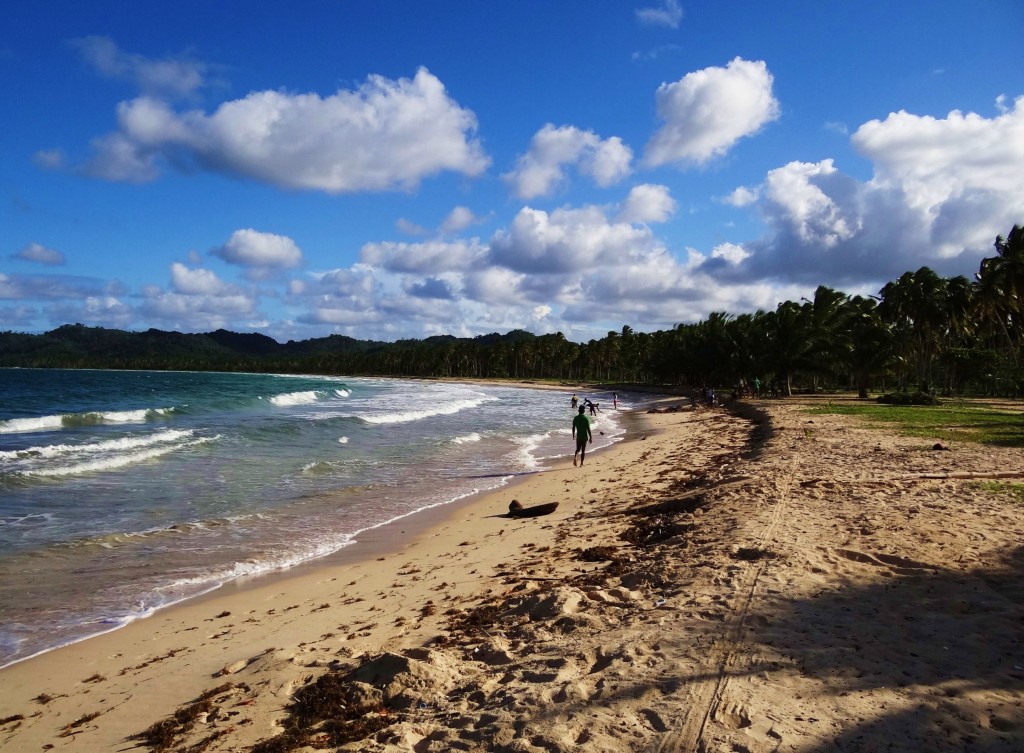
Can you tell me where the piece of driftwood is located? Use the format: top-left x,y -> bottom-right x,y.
508,500 -> 558,518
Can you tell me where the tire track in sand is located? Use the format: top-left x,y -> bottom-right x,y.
653,460 -> 796,753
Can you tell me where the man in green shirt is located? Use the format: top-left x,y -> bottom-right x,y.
572,406 -> 592,467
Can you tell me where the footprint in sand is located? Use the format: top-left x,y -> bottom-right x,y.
835,548 -> 935,574
713,699 -> 753,729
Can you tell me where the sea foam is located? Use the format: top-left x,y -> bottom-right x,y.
0,407 -> 173,434
362,397 -> 493,425
18,435 -> 218,478
0,429 -> 195,461
270,390 -> 324,406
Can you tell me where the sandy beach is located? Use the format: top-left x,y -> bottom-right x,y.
2,395 -> 1023,752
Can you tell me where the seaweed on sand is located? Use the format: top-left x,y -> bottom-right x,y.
619,488 -> 711,549
577,545 -> 621,562
130,682 -> 236,752
251,671 -> 391,753
447,600 -> 508,638
58,711 -> 103,737
621,509 -> 697,548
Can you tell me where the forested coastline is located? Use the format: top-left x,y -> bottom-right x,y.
3,226 -> 1022,397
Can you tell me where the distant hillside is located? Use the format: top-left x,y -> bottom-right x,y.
0,324 -> 578,380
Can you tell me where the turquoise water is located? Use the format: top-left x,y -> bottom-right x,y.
0,369 -> 628,667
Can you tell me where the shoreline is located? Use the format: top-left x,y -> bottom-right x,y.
5,394 -> 1018,752
0,378 -> 641,671
0,395 -> 670,749
0,388 -> 662,663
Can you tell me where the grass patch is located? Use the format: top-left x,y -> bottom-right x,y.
806,403 -> 1024,447
972,480 -> 1024,502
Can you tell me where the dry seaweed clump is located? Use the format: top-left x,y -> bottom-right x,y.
446,599 -> 507,638
621,510 -> 695,548
577,545 -> 620,562
130,682 -> 236,752
620,492 -> 708,549
252,671 -> 391,753
253,649 -> 469,751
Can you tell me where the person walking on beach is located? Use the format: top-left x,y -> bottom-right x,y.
572,406 -> 592,467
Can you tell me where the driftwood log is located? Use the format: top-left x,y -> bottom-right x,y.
508,500 -> 559,518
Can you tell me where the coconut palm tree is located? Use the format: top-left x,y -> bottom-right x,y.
878,267 -> 949,392
974,225 -> 1024,370
842,296 -> 894,398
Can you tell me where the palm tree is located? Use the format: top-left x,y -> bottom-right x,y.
974,225 -> 1024,370
763,301 -> 813,397
842,296 -> 894,398
878,267 -> 948,392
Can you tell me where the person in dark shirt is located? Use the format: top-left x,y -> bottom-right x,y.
572,406 -> 592,467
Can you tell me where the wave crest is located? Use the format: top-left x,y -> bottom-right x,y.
0,407 -> 173,434
269,390 -> 324,406
362,397 -> 492,425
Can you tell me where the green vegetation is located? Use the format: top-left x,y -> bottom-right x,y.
2,225 -> 1023,397
972,480 -> 1024,502
876,392 -> 940,405
807,403 -> 1024,447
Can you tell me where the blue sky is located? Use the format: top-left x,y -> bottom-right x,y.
3,1 -> 1023,343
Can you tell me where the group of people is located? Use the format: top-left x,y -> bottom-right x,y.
568,392 -> 616,467
569,392 -> 603,415
689,386 -> 717,408
734,377 -> 762,398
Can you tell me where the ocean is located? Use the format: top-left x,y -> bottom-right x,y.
0,368 -> 627,668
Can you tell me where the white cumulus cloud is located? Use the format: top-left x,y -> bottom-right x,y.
644,57 -> 780,167
361,239 -> 486,274
617,184 -> 677,224
170,263 -> 230,295
723,97 -> 1024,285
440,206 -> 480,234
504,124 -> 633,199
489,205 -> 655,274
212,229 -> 303,272
85,68 -> 490,192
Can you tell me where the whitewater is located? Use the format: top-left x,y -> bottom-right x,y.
0,368 -> 627,667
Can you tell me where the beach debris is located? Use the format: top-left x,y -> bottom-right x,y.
58,711 -> 103,737
578,545 -> 619,562
507,500 -> 559,518
730,546 -> 776,562
249,672 -> 390,753
216,659 -> 250,677
448,601 -> 505,637
131,682 -> 237,751
119,647 -> 190,675
647,405 -> 686,413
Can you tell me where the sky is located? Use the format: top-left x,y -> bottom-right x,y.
3,1 -> 1023,344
